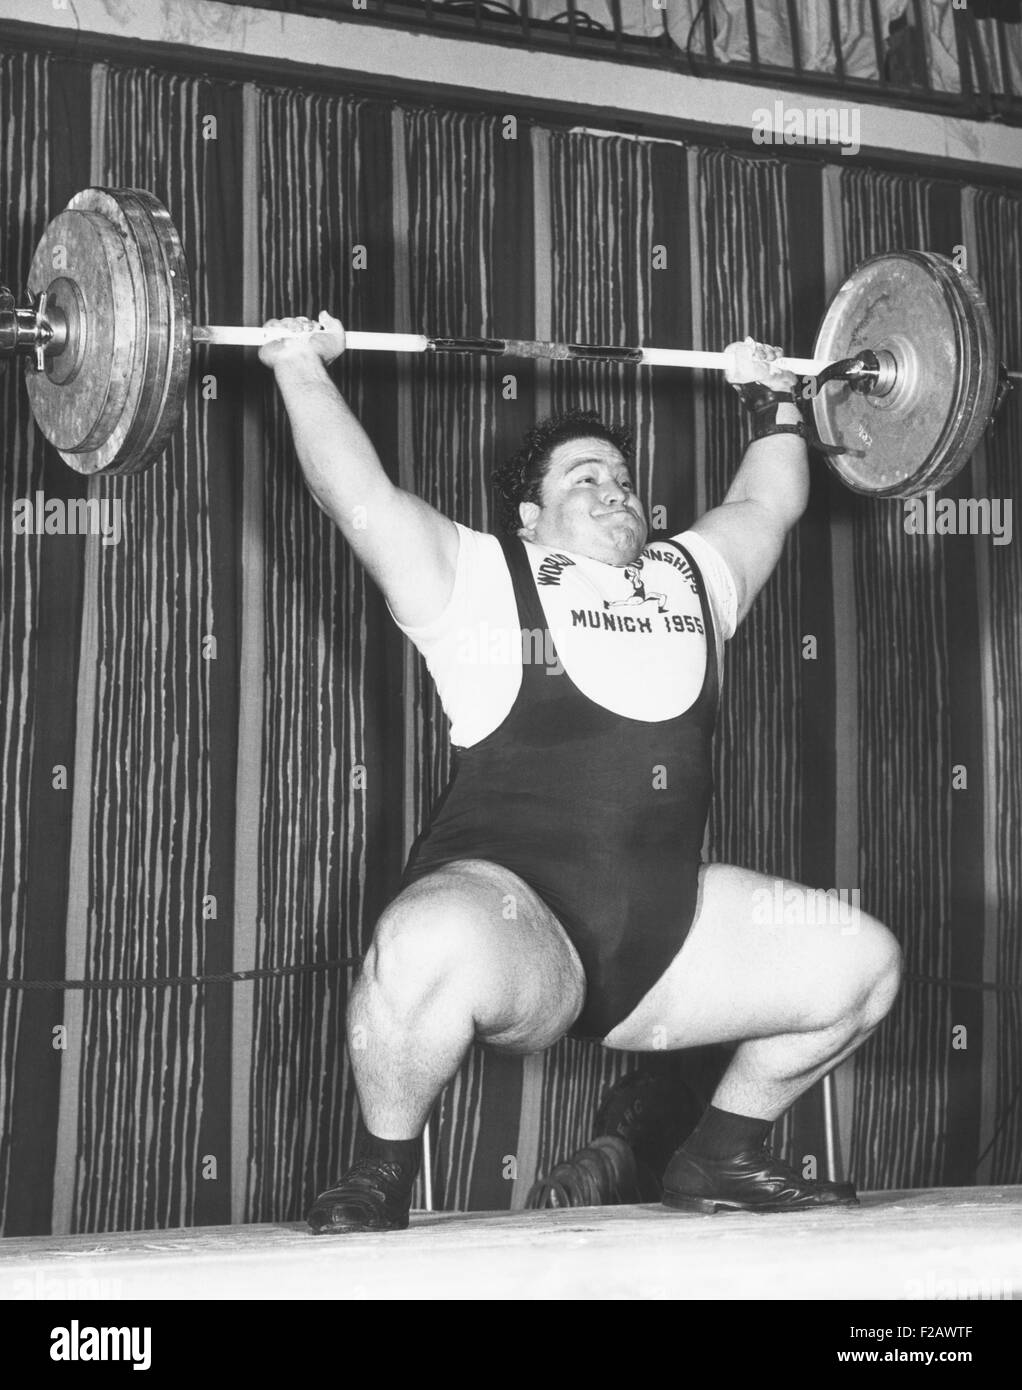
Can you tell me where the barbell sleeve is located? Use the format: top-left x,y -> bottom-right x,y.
192,324 -> 831,376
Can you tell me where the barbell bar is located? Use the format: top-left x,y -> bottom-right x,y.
192,322 -> 830,376
0,186 -> 1016,496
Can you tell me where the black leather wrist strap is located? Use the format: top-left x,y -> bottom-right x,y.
730,379 -> 800,437
749,418 -> 847,457
755,423 -> 806,441
732,378 -> 846,456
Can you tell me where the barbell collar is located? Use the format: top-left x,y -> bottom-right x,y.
0,290 -> 64,366
846,349 -> 898,397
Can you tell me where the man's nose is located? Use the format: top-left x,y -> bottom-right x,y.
602,483 -> 627,505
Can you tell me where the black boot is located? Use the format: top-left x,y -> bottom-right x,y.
662,1144 -> 859,1214
526,1135 -> 659,1208
306,1155 -> 417,1234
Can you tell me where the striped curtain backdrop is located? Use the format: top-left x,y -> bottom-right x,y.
248,91 -> 400,1222
0,50 -> 83,1238
833,169 -> 961,1190
73,65 -> 248,1231
963,187 -> 1022,1185
2,41 -> 1022,1235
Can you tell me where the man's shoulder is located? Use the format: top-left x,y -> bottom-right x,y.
662,529 -> 730,572
447,524 -> 518,613
453,521 -> 506,557
664,528 -> 712,553
661,530 -> 738,641
639,531 -> 710,570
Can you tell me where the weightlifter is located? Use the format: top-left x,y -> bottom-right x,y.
259,313 -> 902,1231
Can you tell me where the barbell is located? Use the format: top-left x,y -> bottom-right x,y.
0,186 -> 1016,496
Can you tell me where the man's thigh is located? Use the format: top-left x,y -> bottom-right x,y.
382,858 -> 586,1053
603,863 -> 893,1052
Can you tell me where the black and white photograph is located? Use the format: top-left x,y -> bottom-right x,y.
0,0 -> 1020,1342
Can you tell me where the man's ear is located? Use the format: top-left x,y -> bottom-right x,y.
518,500 -> 540,536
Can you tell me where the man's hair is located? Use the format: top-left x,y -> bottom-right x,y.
492,408 -> 633,537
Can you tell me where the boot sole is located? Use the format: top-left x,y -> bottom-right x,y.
308,1218 -> 409,1234
662,1192 -> 860,1215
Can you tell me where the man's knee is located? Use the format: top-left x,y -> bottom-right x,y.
857,919 -> 903,1028
813,914 -> 902,1033
364,875 -> 492,996
358,863 -> 583,1048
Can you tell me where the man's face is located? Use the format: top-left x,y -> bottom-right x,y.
517,436 -> 648,566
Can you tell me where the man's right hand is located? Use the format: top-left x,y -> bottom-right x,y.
724,337 -> 797,392
260,305 -> 458,628
258,310 -> 346,370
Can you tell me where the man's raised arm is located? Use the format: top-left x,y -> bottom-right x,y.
690,339 -> 810,627
259,312 -> 459,629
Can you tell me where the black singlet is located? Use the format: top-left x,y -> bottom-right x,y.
402,534 -> 720,1040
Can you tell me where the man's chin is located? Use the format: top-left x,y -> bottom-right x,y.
538,517 -> 647,565
601,521 -> 647,564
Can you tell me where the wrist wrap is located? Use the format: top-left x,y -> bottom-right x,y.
732,378 -> 847,455
730,379 -> 801,439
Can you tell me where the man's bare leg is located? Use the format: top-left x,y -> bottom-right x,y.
605,864 -> 901,1108
603,864 -> 902,1209
351,858 -> 584,1136
308,859 -> 585,1231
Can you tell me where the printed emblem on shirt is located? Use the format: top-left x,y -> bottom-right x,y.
526,543 -> 709,721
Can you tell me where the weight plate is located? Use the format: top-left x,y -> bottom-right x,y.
25,203 -> 143,466
25,187 -> 191,476
104,189 -> 191,476
812,251 -> 999,498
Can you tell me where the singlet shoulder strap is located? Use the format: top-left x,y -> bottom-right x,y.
652,536 -> 720,707
496,534 -> 548,633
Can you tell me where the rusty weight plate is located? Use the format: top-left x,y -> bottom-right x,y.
812,251 -> 999,498
25,187 -> 191,475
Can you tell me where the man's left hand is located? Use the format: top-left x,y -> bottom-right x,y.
723,337 -> 798,391
258,311 -> 346,370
